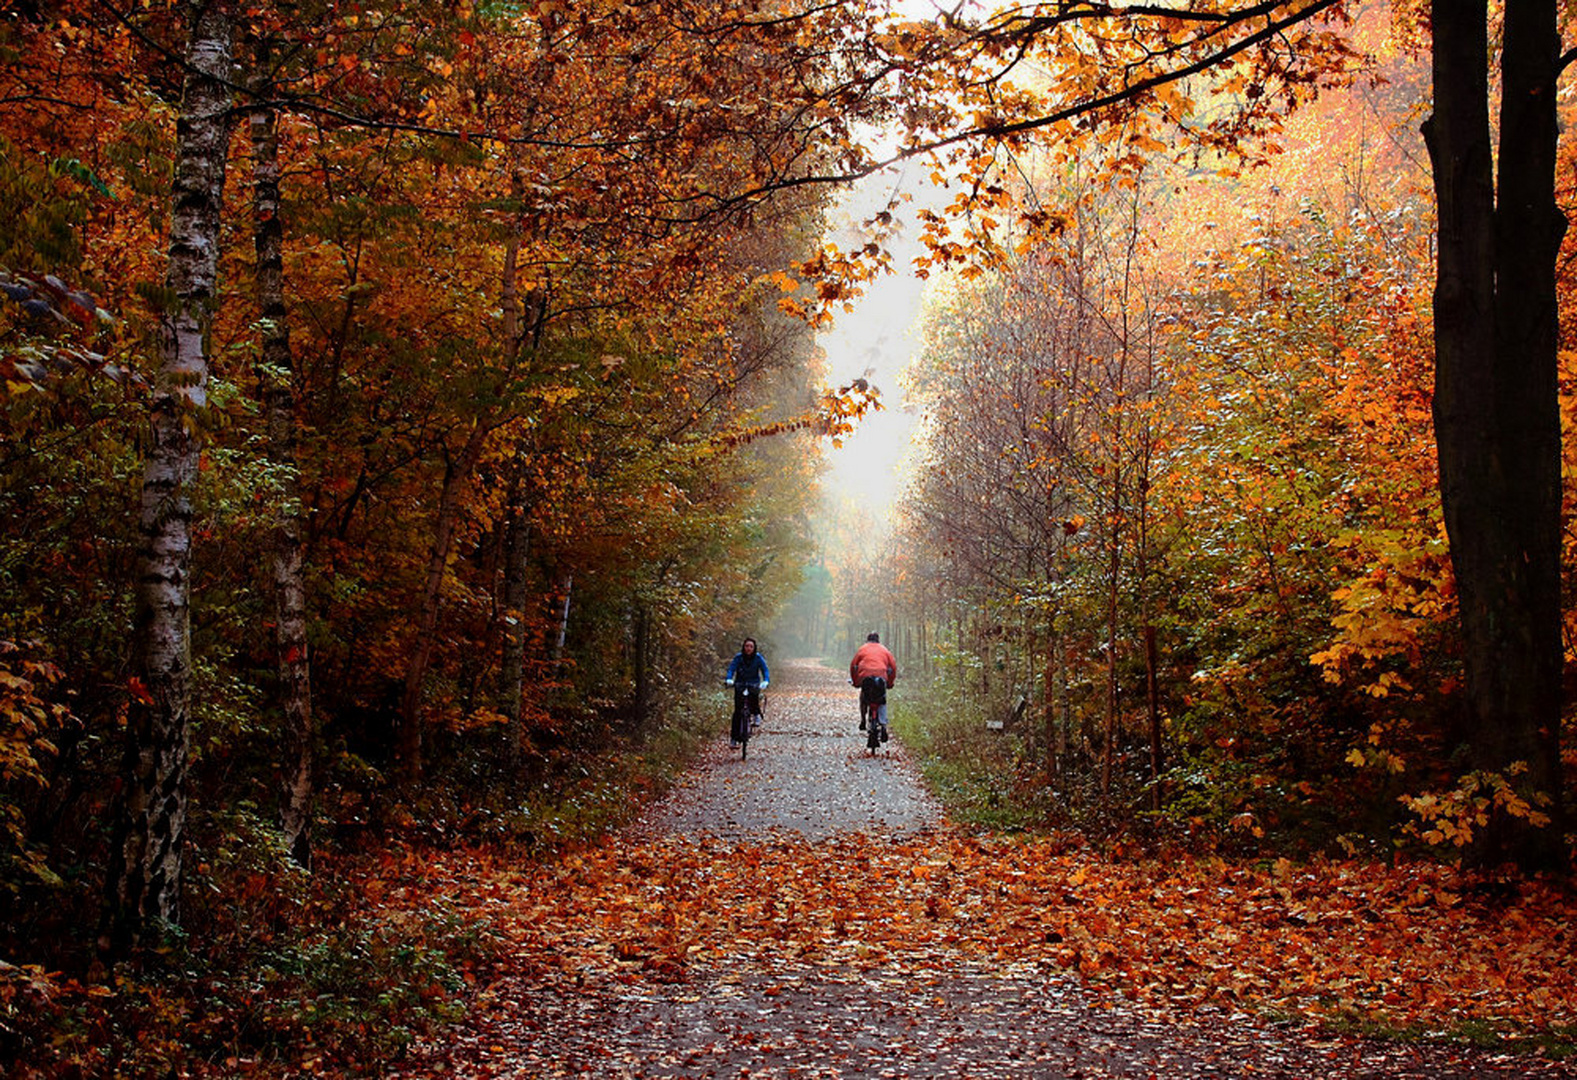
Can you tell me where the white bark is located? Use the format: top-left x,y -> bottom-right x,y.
252,100 -> 314,867
105,0 -> 233,952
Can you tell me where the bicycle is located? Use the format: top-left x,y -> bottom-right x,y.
858,676 -> 889,754
729,680 -> 760,759
862,696 -> 881,753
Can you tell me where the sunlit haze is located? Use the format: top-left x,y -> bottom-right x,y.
817,0 -> 981,531
818,162 -> 938,532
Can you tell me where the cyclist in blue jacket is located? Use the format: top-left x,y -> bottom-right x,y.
725,637 -> 770,741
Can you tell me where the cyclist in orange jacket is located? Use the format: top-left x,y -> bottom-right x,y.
849,632 -> 897,741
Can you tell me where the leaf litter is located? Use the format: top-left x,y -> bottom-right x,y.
393,662 -> 1577,1078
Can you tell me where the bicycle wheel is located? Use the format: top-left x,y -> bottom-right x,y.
866,701 -> 880,753
732,695 -> 750,758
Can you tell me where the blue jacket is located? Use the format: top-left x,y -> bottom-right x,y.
726,651 -> 769,686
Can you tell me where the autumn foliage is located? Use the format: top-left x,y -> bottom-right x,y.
0,0 -> 879,1064
860,6 -> 1574,860
1,0 -> 1575,1075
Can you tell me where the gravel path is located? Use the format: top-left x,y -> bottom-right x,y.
631,659 -> 941,841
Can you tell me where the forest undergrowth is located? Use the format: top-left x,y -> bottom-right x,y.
0,696 -> 719,1078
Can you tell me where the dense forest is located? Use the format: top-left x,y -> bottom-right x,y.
2,0 -> 1573,1074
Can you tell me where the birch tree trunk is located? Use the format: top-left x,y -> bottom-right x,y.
102,0 -> 232,953
251,100 -> 314,867
551,574 -> 574,664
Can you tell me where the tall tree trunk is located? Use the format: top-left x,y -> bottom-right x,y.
1047,618 -> 1068,781
397,424 -> 489,782
251,100 -> 314,867
102,1 -> 233,953
551,573 -> 574,664
1101,437 -> 1122,797
633,603 -> 650,723
500,485 -> 532,738
1144,623 -> 1161,813
494,169 -> 539,753
1424,0 -> 1566,869
496,172 -> 529,740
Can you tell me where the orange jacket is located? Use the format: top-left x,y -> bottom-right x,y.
849,641 -> 897,686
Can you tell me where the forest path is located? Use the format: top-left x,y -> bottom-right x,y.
628,658 -> 941,841
395,662 -> 1576,1078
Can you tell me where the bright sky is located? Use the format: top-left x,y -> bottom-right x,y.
818,162 -> 939,530
817,0 -> 982,530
